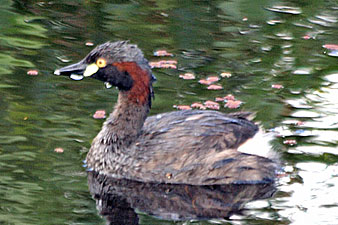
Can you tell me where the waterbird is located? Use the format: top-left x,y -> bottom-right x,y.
54,41 -> 279,185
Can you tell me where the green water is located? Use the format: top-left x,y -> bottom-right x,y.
0,0 -> 337,224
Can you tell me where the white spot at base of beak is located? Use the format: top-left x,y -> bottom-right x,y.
84,64 -> 99,77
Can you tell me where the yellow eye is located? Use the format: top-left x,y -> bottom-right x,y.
96,58 -> 107,68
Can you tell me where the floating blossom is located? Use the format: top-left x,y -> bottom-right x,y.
225,94 -> 235,101
54,147 -> 64,153
216,94 -> 235,102
191,102 -> 206,110
93,110 -> 106,119
204,100 -> 220,110
272,84 -> 284,89
225,100 -> 242,109
206,76 -> 219,83
179,73 -> 196,80
149,60 -> 177,69
173,105 -> 191,110
207,84 -> 223,90
323,44 -> 338,50
215,97 -> 225,102
217,94 -> 241,108
199,79 -> 212,85
154,50 -> 173,57
27,70 -> 38,75
199,76 -> 220,85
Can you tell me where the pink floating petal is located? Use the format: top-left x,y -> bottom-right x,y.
27,70 -> 38,75
216,94 -> 235,102
191,102 -> 206,110
302,35 -> 311,40
149,60 -> 177,69
207,84 -> 223,90
272,84 -> 284,89
199,79 -> 212,85
93,110 -> 106,119
154,50 -> 173,57
323,44 -> 338,50
225,100 -> 242,109
204,100 -> 220,110
224,94 -> 235,101
174,105 -> 192,110
179,73 -> 196,80
283,139 -> 297,146
162,64 -> 177,69
199,76 -> 220,85
54,147 -> 64,153
206,76 -> 220,83
149,62 -> 159,68
215,97 -> 225,102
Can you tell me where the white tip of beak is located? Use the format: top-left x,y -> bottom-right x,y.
54,70 -> 61,76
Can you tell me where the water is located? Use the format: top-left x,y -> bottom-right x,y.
0,0 -> 337,224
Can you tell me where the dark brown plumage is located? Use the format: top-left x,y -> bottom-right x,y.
54,41 -> 279,185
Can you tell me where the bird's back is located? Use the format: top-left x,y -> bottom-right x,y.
127,110 -> 278,185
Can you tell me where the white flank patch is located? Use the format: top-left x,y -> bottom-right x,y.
237,130 -> 277,159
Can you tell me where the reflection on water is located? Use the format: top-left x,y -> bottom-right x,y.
0,1 -> 46,76
88,172 -> 276,224
0,0 -> 337,224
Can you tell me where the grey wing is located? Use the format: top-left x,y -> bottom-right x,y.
129,110 -> 277,185
140,110 -> 258,151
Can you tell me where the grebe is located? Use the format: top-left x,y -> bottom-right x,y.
54,41 -> 278,185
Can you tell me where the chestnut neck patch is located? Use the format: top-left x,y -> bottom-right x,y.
112,62 -> 151,106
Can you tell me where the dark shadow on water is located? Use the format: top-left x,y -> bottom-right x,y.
88,171 -> 276,224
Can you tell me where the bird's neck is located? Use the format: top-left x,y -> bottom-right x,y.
103,92 -> 150,145
96,62 -> 152,146
86,94 -> 150,172
86,62 -> 152,173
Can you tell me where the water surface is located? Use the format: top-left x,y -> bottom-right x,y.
0,0 -> 337,224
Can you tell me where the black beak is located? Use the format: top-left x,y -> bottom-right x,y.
54,59 -> 87,76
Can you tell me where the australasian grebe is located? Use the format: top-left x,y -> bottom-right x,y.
54,41 -> 279,185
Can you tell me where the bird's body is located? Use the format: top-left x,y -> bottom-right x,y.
55,41 -> 279,185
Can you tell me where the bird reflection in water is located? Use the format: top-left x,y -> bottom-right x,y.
88,171 -> 276,224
